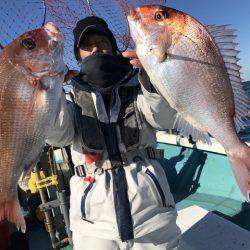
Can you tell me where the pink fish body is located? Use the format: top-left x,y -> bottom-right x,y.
0,22 -> 66,231
128,5 -> 250,200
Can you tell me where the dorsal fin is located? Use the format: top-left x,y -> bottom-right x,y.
206,24 -> 249,132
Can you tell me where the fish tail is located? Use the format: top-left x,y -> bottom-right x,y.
0,197 -> 26,233
228,144 -> 250,201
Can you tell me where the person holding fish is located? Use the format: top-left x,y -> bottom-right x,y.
48,4 -> 250,248
47,15 -> 181,249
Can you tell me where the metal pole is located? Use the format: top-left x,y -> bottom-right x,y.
34,165 -> 58,249
58,190 -> 72,245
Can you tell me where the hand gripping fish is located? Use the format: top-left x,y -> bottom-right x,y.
128,5 -> 250,200
0,23 -> 67,232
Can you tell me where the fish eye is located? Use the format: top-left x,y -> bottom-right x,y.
154,10 -> 168,21
21,38 -> 36,50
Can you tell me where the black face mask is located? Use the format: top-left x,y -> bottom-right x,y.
80,53 -> 132,94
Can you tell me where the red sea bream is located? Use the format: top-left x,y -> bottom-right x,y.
0,22 -> 66,231
128,5 -> 250,200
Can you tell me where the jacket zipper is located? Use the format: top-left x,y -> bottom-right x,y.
145,169 -> 166,207
81,182 -> 94,222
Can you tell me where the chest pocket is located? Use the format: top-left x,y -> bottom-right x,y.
73,87 -> 105,152
118,85 -> 142,151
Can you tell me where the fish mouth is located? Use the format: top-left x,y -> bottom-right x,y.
27,43 -> 66,79
32,63 -> 67,78
38,23 -> 66,78
128,16 -> 163,52
44,22 -> 65,59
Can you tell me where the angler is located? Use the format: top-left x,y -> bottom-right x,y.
47,16 -> 181,249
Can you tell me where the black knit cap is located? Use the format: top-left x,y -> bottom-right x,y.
73,16 -> 118,60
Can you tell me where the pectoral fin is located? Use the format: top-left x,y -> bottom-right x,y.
173,113 -> 211,145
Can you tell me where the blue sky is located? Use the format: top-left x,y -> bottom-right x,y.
166,0 -> 250,81
0,1 -> 249,80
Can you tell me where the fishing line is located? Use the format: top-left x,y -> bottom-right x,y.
85,0 -> 95,16
42,0 -> 47,27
